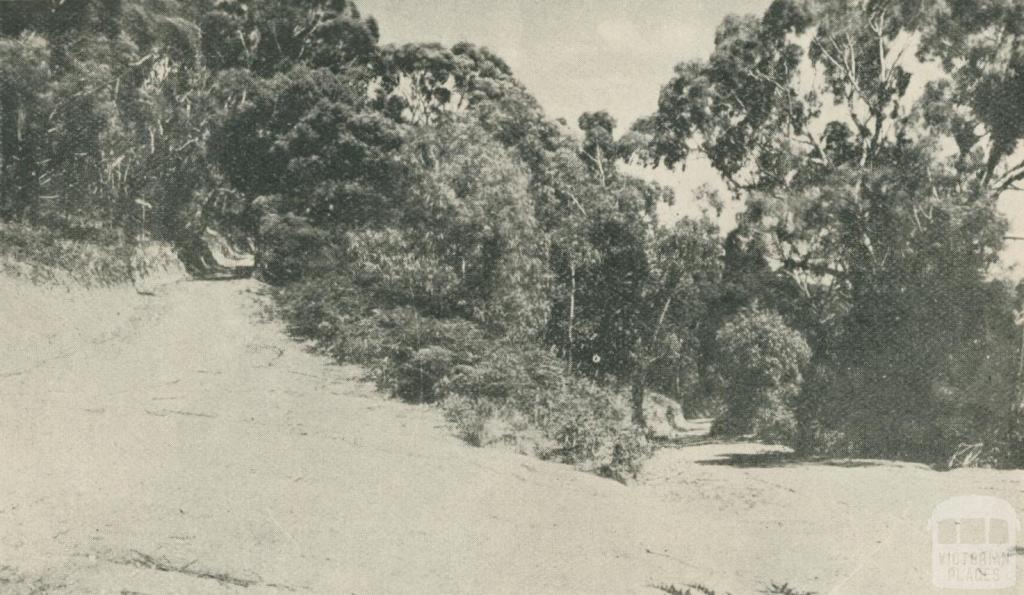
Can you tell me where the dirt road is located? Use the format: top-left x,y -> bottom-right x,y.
1,279 -> 1020,594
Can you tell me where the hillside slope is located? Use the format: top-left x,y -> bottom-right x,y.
0,278 -> 1020,594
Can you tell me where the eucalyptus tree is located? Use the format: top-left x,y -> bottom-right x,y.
636,0 -> 1024,457
200,0 -> 379,76
372,42 -> 518,125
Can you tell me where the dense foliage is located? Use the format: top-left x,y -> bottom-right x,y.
4,0 -> 1023,470
713,307 -> 811,443
635,0 -> 1024,464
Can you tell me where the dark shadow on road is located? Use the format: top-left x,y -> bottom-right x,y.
651,435 -> 742,449
192,266 -> 253,281
696,451 -> 894,469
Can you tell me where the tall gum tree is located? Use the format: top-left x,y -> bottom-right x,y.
635,0 -> 1024,457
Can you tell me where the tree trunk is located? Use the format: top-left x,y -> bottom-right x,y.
0,92 -> 17,217
675,374 -> 685,421
568,260 -> 576,369
631,368 -> 647,428
1015,320 -> 1024,419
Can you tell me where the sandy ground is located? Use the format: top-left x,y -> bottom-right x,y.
0,278 -> 1021,594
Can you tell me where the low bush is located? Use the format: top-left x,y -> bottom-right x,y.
0,222 -> 191,288
344,227 -> 464,316
275,273 -> 651,479
275,272 -> 369,340
0,222 -> 131,286
441,393 -> 497,447
257,214 -> 334,285
437,342 -> 650,480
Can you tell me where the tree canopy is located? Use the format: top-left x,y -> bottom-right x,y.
634,0 -> 1024,457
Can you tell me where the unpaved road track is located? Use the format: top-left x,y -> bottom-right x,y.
1,279 -> 1021,594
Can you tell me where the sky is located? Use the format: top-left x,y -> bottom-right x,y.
358,0 -> 771,126
357,0 -> 771,228
356,0 -> 1024,273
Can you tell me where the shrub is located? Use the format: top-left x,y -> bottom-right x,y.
398,117 -> 553,339
397,345 -> 464,403
344,227 -> 463,315
275,273 -> 369,342
0,222 -> 133,286
603,426 -> 652,481
439,342 -> 565,414
435,344 -> 650,479
257,214 -> 333,284
370,308 -> 490,402
275,274 -> 651,479
442,356 -> 650,480
442,393 -> 495,446
436,341 -> 646,472
713,307 -> 811,444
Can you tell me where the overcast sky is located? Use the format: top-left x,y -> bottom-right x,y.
357,0 -> 1024,273
357,0 -> 771,229
358,0 -> 771,127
